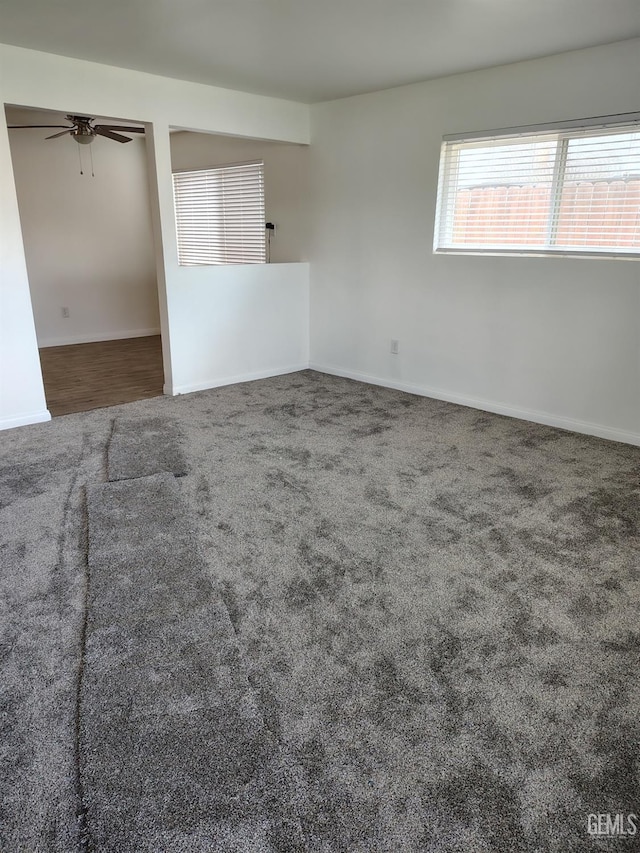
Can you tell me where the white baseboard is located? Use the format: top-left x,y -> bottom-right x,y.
0,409 -> 52,431
38,328 -> 161,348
309,362 -> 640,447
169,363 -> 310,396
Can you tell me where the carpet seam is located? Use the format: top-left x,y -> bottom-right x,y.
72,485 -> 93,853
103,417 -> 117,483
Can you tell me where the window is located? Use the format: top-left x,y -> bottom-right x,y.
434,115 -> 640,259
172,160 -> 266,265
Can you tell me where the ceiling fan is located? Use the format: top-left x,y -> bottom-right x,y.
7,114 -> 145,144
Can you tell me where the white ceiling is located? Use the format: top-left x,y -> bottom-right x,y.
0,0 -> 638,103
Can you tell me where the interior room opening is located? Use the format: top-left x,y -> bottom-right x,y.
168,127 -> 310,267
5,104 -> 164,416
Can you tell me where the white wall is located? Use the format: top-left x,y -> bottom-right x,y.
309,39 -> 640,445
168,263 -> 309,394
0,44 -> 310,429
7,108 -> 159,347
0,100 -> 48,428
170,132 -> 310,264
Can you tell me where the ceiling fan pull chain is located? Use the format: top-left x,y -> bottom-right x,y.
90,144 -> 95,177
77,144 -> 84,176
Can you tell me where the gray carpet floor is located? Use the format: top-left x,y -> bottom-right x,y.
0,369 -> 638,852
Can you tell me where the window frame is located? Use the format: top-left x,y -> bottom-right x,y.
433,113 -> 640,261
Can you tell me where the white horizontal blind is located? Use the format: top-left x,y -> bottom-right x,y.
173,161 -> 266,265
435,120 -> 640,258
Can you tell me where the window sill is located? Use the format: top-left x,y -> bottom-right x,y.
433,248 -> 640,261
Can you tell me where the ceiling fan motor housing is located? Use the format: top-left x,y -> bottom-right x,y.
68,116 -> 95,144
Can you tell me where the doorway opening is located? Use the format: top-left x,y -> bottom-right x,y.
5,104 -> 164,416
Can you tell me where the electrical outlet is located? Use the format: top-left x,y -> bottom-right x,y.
61,307 -> 70,319
390,339 -> 399,355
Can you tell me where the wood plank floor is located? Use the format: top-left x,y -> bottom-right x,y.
39,335 -> 165,417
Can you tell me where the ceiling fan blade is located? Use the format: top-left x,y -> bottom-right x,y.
95,125 -> 145,134
45,129 -> 74,140
8,124 -> 72,129
95,128 -> 132,143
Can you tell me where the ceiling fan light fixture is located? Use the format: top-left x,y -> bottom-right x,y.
73,129 -> 95,144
